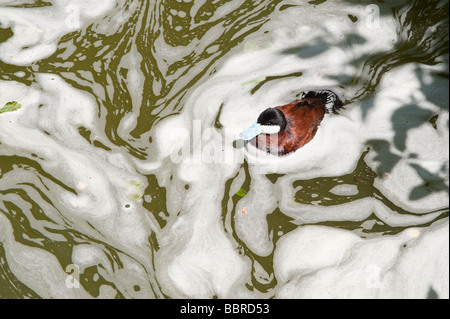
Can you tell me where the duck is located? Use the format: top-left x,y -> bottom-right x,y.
240,90 -> 343,156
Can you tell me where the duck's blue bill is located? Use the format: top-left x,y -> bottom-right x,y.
239,122 -> 262,140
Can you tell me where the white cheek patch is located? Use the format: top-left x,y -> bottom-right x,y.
259,125 -> 280,135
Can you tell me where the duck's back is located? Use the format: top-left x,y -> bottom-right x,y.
276,98 -> 326,154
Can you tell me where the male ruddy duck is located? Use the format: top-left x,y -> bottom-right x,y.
240,90 -> 343,156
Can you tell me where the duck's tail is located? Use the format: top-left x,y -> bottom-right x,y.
300,89 -> 343,113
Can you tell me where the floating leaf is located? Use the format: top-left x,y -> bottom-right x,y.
132,193 -> 142,200
129,180 -> 142,187
235,188 -> 247,197
128,179 -> 144,200
0,101 -> 21,114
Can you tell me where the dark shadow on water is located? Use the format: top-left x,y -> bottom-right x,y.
280,33 -> 366,61
366,139 -> 401,176
280,38 -> 329,59
409,163 -> 449,201
415,62 -> 450,111
427,286 -> 439,299
292,149 -> 449,237
391,103 -> 435,152
280,0 -> 449,203
370,61 -> 448,201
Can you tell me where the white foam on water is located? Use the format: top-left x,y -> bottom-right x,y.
153,163 -> 250,298
363,63 -> 449,212
274,226 -> 362,285
0,1 -> 117,65
0,74 -> 157,297
274,222 -> 449,298
0,0 -> 448,299
329,184 -> 359,196
0,214 -> 92,298
234,170 -> 277,257
148,2 -> 448,298
71,244 -> 110,274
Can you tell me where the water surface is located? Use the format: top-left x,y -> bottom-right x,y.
0,0 -> 448,298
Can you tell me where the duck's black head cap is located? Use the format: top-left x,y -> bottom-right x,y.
257,108 -> 287,131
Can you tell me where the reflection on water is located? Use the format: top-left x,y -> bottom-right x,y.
0,0 -> 448,298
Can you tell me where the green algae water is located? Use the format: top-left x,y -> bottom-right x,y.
0,0 -> 448,299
